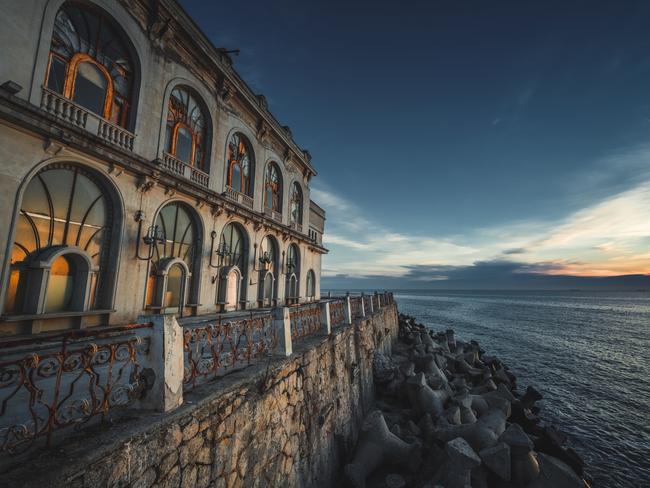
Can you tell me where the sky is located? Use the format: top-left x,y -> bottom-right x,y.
181,0 -> 650,289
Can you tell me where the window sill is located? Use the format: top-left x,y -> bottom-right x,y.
1,309 -> 115,322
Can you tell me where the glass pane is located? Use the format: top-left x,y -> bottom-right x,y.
175,126 -> 193,163
45,255 -> 75,313
4,267 -> 20,314
69,173 -> 103,225
165,264 -> 183,310
73,62 -> 107,116
39,169 -> 74,220
47,56 -> 66,94
232,166 -> 241,192
264,274 -> 273,302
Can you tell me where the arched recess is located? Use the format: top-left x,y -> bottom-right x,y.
263,162 -> 282,215
42,1 -> 141,131
257,235 -> 279,307
289,181 -> 303,229
226,132 -> 255,197
215,222 -> 249,310
3,162 -> 122,320
285,243 -> 300,304
163,85 -> 211,172
306,269 -> 316,301
145,201 -> 202,316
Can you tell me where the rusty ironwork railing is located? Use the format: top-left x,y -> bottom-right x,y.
0,323 -> 152,456
363,295 -> 372,314
289,304 -> 321,340
183,313 -> 277,390
350,296 -> 363,319
329,299 -> 346,327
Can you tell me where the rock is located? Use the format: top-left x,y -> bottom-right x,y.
479,442 -> 511,481
373,353 -> 397,384
440,437 -> 481,488
445,329 -> 456,352
452,390 -> 477,424
526,453 -> 584,488
343,411 -> 420,488
521,385 -> 543,409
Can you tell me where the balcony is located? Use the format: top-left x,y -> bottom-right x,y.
263,207 -> 283,223
290,221 -> 303,233
159,152 -> 210,188
40,87 -> 135,152
224,186 -> 254,209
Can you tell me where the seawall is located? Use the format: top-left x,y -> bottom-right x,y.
2,303 -> 399,488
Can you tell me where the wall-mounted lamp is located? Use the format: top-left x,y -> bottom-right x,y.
135,211 -> 164,260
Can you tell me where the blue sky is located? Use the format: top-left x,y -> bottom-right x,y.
181,0 -> 650,289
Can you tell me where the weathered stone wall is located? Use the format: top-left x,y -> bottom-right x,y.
2,303 -> 398,488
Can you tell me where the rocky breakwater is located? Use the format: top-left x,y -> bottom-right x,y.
342,314 -> 590,488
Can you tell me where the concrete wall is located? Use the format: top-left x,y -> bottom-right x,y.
0,303 -> 398,488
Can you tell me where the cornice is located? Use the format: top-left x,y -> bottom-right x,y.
0,92 -> 328,254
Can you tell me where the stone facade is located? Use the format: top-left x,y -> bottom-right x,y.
0,0 -> 327,335
1,303 -> 399,488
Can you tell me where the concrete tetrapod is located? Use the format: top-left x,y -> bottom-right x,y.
499,423 -> 540,486
440,437 -> 481,488
343,410 -> 420,488
406,372 -> 447,419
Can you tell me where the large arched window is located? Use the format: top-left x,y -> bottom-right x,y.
264,162 -> 282,213
217,223 -> 248,310
45,3 -> 135,127
306,270 -> 316,300
227,133 -> 254,196
290,182 -> 303,227
145,202 -> 200,315
285,244 -> 300,304
164,86 -> 208,170
4,164 -> 117,317
258,235 -> 279,306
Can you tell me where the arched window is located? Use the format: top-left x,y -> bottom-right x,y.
290,182 -> 303,227
285,244 -> 300,304
227,133 -> 254,196
145,202 -> 200,315
164,86 -> 208,170
264,163 -> 282,213
4,164 -> 116,317
45,3 -> 135,127
217,223 -> 248,309
306,270 -> 316,300
258,235 -> 278,306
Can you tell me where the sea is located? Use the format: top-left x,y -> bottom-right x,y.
331,289 -> 650,487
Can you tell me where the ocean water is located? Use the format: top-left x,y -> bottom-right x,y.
392,290 -> 650,487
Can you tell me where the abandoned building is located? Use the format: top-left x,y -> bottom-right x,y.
0,0 -> 328,336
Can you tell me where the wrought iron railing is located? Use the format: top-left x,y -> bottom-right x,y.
224,186 -> 254,209
329,300 -> 346,327
363,294 -> 372,313
0,323 -> 152,456
40,87 -> 135,151
183,313 -> 277,391
289,304 -> 321,339
350,296 -> 363,319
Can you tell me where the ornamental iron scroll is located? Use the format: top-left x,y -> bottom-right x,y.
350,296 -> 364,319
289,304 -> 321,340
183,313 -> 277,390
0,323 -> 151,457
329,300 -> 346,327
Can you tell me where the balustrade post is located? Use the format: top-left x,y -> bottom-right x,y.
360,294 -> 366,317
344,296 -> 352,325
320,301 -> 332,334
368,293 -> 374,314
138,314 -> 184,412
377,292 -> 382,309
273,306 -> 293,356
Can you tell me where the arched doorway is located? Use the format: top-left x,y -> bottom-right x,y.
216,222 -> 248,310
285,244 -> 300,305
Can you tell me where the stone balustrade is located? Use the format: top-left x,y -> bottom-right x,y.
40,87 -> 136,151
160,152 -> 210,188
224,186 -> 254,209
